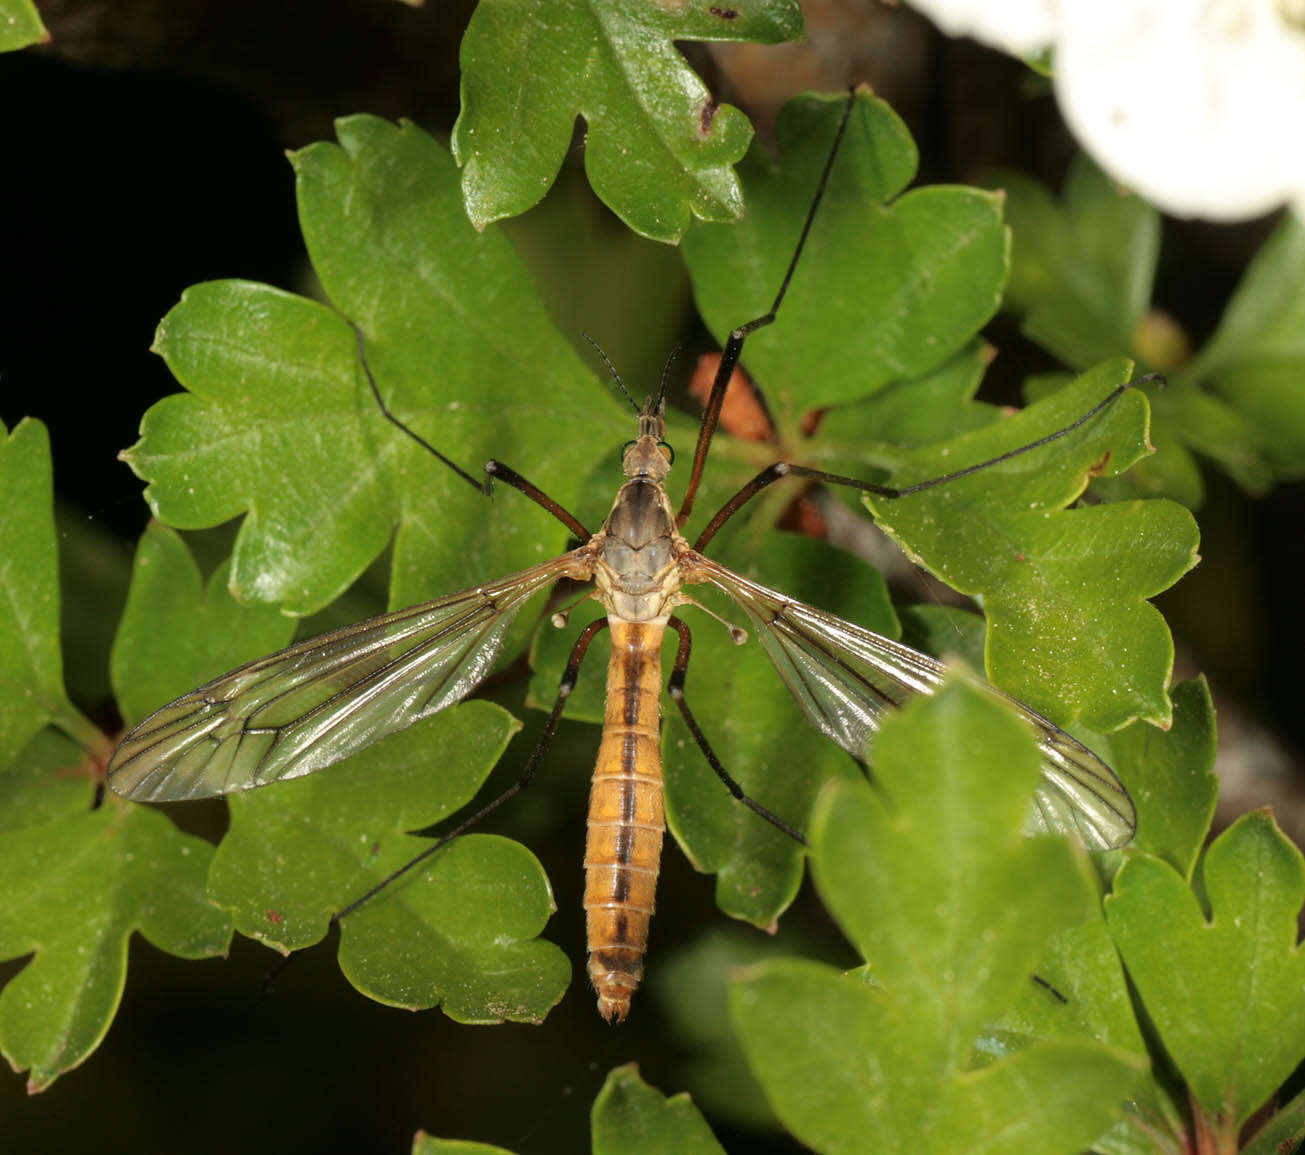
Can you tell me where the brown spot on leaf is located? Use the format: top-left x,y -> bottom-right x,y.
698,98 -> 720,138
709,5 -> 739,17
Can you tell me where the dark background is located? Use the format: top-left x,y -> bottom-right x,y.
1,2 -> 1301,1151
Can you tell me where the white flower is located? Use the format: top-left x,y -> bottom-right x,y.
902,0 -> 1058,56
907,0 -> 1305,221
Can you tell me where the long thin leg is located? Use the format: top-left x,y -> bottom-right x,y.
1032,974 -> 1069,1003
332,617 -> 609,925
666,617 -> 807,847
691,376 -> 1160,552
353,323 -> 591,542
677,89 -> 859,528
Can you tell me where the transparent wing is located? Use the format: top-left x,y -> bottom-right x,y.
108,553 -> 590,802
690,554 -> 1135,850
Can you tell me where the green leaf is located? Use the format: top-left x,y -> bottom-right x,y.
730,677 -> 1144,1154
679,96 -> 1190,735
820,340 -> 1001,451
684,91 -> 1008,408
207,700 -> 569,1023
650,927 -> 793,1130
897,603 -> 987,671
869,364 -> 1198,731
665,534 -> 893,930
1183,212 -> 1305,479
125,117 -> 625,618
1239,1083 -> 1305,1155
413,1135 -> 517,1155
0,419 -> 93,773
108,529 -> 567,1021
591,1064 -> 726,1155
0,755 -> 229,1092
1109,678 -> 1218,880
109,522 -> 295,726
526,595 -> 611,725
1106,811 -> 1305,1130
996,157 -> 1304,499
994,155 -> 1159,371
0,0 -> 48,51
0,729 -> 95,834
452,0 -> 801,242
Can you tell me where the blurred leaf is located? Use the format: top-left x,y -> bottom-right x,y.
54,506 -> 132,708
413,1133 -> 517,1155
996,156 -> 1305,500
453,0 -> 801,241
591,1064 -> 726,1155
0,0 -> 47,51
126,117 -> 625,619
1183,212 -> 1305,479
499,163 -> 694,390
1239,1084 -> 1305,1155
731,678 -> 1144,1154
994,156 -> 1158,371
651,927 -> 795,1130
1106,811 -> 1305,1130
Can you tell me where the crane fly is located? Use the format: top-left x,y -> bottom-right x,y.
107,91 -> 1137,1023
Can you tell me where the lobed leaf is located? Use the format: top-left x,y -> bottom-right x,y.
452,0 -> 802,242
126,117 -> 624,619
1106,811 -> 1305,1130
684,91 -> 1007,409
1108,678 -> 1218,880
869,364 -> 1198,731
206,700 -> 569,1023
0,737 -> 229,1092
730,678 -> 1144,1154
591,1063 -> 726,1155
649,928 -> 788,1130
681,96 -> 1192,735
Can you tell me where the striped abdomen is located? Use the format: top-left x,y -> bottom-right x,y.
584,617 -> 666,1023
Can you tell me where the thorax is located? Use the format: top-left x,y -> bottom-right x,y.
592,478 -> 685,623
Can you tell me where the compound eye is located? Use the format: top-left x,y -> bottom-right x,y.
657,442 -> 674,464
621,439 -> 637,459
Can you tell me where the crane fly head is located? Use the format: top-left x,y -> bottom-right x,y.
621,394 -> 673,482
